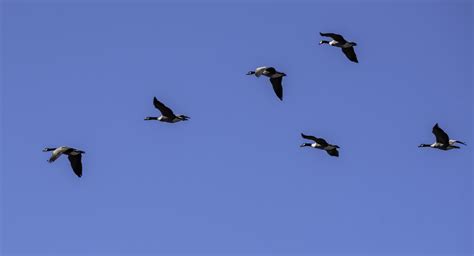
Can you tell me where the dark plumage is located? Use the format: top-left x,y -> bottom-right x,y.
419,123 -> 466,150
247,66 -> 286,101
319,32 -> 358,63
145,97 -> 190,123
300,133 -> 340,157
43,146 -> 85,177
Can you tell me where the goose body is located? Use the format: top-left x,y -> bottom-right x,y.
419,123 -> 466,150
319,32 -> 358,63
43,146 -> 85,177
145,97 -> 190,123
247,66 -> 286,101
300,133 -> 340,157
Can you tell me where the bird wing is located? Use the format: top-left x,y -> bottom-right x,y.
432,123 -> 449,144
320,32 -> 346,43
48,147 -> 69,162
315,138 -> 329,147
68,154 -> 83,177
326,148 -> 339,157
301,133 -> 320,143
341,47 -> 358,63
254,66 -> 267,77
153,97 -> 175,117
269,77 -> 283,101
263,67 -> 276,75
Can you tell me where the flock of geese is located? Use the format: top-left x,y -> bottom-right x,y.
43,32 -> 467,178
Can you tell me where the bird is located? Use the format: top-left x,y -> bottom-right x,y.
319,32 -> 358,63
419,123 -> 466,150
145,97 -> 190,123
43,146 -> 85,177
246,66 -> 286,100
300,133 -> 340,157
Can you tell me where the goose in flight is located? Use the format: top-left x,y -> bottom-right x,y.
43,146 -> 85,177
145,97 -> 190,123
300,133 -> 340,157
247,66 -> 286,101
319,32 -> 358,63
419,123 -> 466,150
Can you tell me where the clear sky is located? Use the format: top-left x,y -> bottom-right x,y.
1,0 -> 472,255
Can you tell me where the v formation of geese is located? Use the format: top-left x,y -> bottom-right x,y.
43,32 -> 466,178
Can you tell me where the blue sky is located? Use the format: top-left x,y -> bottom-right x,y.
1,1 -> 472,255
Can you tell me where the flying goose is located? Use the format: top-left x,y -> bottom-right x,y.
145,97 -> 190,123
419,123 -> 466,150
43,146 -> 85,177
300,133 -> 340,157
319,32 -> 358,63
246,66 -> 286,101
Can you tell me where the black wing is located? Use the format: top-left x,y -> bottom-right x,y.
326,148 -> 339,157
342,47 -> 358,63
432,123 -> 449,144
301,133 -> 318,141
264,67 -> 276,75
301,133 -> 328,146
320,32 -> 347,43
153,97 -> 175,117
269,77 -> 283,101
315,138 -> 329,147
68,154 -> 82,178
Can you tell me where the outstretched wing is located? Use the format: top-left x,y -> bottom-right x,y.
68,154 -> 83,178
48,147 -> 69,162
432,123 -> 449,145
315,138 -> 329,147
326,148 -> 339,157
301,133 -> 328,146
269,77 -> 283,101
342,47 -> 358,63
320,32 -> 347,43
153,97 -> 175,117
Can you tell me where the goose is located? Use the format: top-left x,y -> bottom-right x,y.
300,133 -> 340,157
43,146 -> 85,177
319,32 -> 358,63
246,66 -> 286,100
419,123 -> 466,150
145,97 -> 190,123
